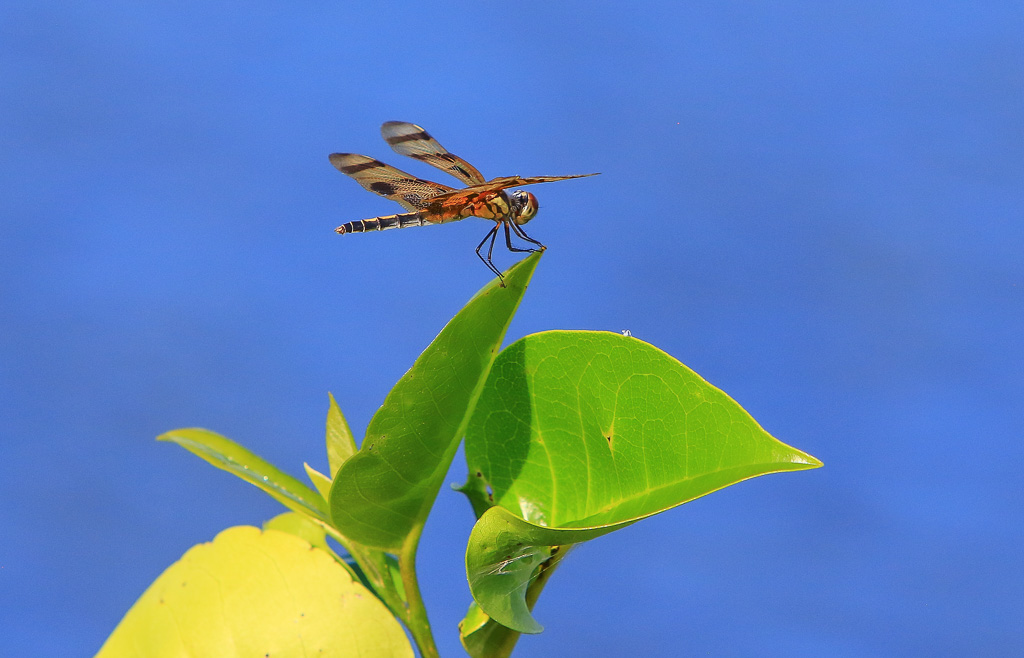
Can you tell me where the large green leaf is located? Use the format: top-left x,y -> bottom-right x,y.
160,428 -> 327,521
329,254 -> 541,551
463,330 -> 822,632
96,526 -> 414,658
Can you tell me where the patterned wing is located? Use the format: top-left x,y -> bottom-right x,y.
329,153 -> 454,211
425,173 -> 600,204
381,121 -> 486,186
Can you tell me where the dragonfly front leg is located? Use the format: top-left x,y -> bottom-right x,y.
476,222 -> 505,285
509,221 -> 546,251
503,221 -> 539,253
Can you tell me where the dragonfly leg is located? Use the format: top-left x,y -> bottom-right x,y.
475,222 -> 505,285
509,221 -> 546,251
503,221 -> 535,253
485,221 -> 500,263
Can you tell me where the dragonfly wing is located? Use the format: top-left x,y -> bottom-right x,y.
426,173 -> 601,203
329,153 -> 455,211
381,121 -> 487,186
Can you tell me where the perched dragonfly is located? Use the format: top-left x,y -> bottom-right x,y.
330,121 -> 597,282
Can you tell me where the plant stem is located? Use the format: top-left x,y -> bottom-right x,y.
400,524 -> 439,658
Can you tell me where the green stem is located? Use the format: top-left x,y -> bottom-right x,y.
400,523 -> 439,658
525,544 -> 570,609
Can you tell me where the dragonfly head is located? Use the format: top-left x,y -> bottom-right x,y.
510,190 -> 539,225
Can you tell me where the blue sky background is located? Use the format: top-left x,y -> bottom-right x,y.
3,2 -> 1022,655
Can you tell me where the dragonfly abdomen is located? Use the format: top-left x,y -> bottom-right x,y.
335,212 -> 435,234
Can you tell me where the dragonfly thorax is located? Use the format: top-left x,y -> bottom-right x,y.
510,190 -> 539,225
468,190 -> 513,221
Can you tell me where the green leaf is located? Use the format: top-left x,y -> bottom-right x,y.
159,428 -> 327,521
466,508 -> 603,634
460,601 -> 492,643
97,526 -> 414,658
326,392 -> 358,477
329,253 -> 541,551
459,600 -> 533,658
464,330 -> 822,632
304,462 -> 333,500
459,602 -> 509,658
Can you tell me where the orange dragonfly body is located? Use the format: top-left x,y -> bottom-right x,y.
330,122 -> 597,281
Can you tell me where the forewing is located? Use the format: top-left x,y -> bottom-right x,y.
329,153 -> 454,211
381,121 -> 486,186
426,173 -> 600,204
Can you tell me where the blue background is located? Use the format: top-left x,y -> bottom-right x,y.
3,2 -> 1022,655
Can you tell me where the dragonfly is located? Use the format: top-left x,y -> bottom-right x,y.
330,121 -> 598,282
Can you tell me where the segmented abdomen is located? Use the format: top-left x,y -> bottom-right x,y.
335,212 -> 437,234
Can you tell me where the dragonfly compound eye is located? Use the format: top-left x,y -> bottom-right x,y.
513,191 -> 539,225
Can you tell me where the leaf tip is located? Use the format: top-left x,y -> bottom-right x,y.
156,429 -> 188,443
791,450 -> 824,469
